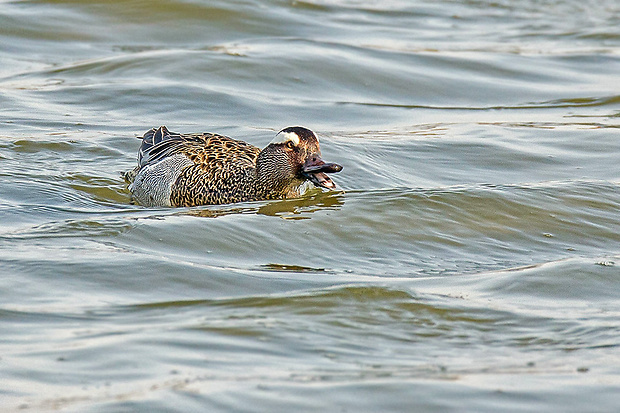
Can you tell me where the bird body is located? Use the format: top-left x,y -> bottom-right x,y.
125,126 -> 342,207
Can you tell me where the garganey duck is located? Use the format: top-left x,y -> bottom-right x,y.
124,126 -> 342,207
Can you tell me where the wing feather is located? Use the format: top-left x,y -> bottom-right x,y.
136,126 -> 260,170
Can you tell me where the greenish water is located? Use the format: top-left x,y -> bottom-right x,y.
1,0 -> 620,411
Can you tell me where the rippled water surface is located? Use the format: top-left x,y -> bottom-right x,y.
2,0 -> 620,411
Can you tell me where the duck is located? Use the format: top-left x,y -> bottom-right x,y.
124,126 -> 343,207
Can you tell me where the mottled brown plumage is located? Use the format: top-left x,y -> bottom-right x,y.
125,126 -> 342,207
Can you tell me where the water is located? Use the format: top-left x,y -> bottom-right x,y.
1,0 -> 620,411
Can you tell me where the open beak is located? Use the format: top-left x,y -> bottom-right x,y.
302,153 -> 343,189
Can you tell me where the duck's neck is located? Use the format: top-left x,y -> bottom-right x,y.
255,150 -> 305,200
254,173 -> 306,200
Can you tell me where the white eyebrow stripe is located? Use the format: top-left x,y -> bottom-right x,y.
270,131 -> 301,146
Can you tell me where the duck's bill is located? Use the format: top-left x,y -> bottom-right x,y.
303,162 -> 343,174
306,171 -> 336,189
302,155 -> 342,189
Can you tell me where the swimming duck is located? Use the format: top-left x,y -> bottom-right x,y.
124,126 -> 342,207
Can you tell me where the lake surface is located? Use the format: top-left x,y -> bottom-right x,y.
1,0 -> 620,411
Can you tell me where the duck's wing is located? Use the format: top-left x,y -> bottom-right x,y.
137,126 -> 188,168
137,126 -> 260,170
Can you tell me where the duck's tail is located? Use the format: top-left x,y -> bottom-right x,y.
123,126 -> 168,184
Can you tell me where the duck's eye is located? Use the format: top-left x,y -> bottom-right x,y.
286,141 -> 296,150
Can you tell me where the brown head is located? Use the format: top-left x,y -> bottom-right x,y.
256,126 -> 342,195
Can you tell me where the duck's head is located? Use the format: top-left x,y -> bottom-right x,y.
257,126 -> 343,192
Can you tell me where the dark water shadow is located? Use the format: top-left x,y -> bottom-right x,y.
257,190 -> 345,219
184,190 -> 345,220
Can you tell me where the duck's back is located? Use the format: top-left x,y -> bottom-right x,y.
127,126 -> 261,207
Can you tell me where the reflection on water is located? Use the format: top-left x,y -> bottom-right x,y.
257,190 -> 345,219
180,191 -> 345,219
2,0 -> 620,412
